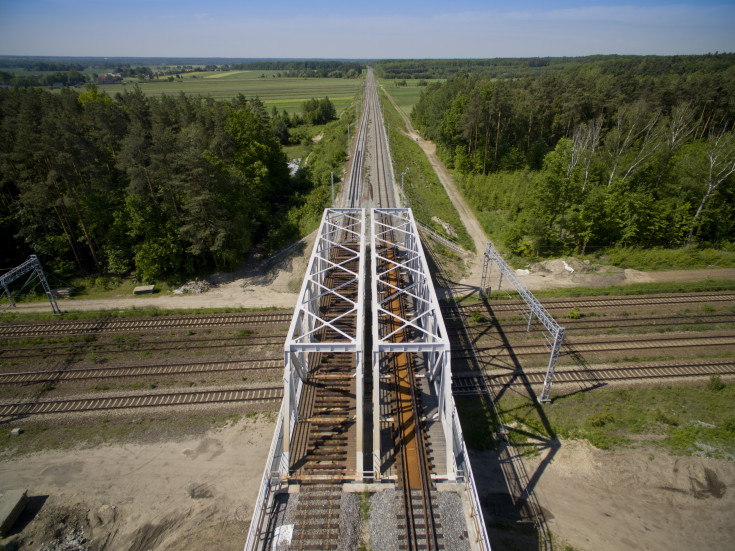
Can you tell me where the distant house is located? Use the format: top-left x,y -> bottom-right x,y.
97,73 -> 122,84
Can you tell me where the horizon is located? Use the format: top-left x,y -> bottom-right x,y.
1,1 -> 735,58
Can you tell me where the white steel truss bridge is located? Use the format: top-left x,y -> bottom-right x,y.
246,207 -> 491,551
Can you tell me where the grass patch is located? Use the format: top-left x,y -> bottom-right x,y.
588,246 -> 735,271
481,278 -> 735,301
496,382 -> 735,457
382,113 -> 474,252
379,87 -> 409,133
92,73 -> 363,115
0,305 -> 284,323
0,411 -> 271,460
378,79 -> 444,117
455,397 -> 498,450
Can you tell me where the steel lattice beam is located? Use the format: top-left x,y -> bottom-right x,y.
370,208 -> 454,480
1,255 -> 61,315
282,208 -> 366,476
481,242 -> 565,403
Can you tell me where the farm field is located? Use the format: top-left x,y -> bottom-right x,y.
97,70 -> 363,114
378,79 -> 443,116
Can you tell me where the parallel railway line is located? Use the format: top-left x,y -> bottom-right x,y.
456,312 -> 735,335
0,311 -> 291,337
0,334 -> 285,360
453,331 -> 735,359
0,385 -> 282,416
0,358 -> 282,385
447,291 -> 735,314
453,359 -> 735,395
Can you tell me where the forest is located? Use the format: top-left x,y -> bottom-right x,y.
408,54 -> 735,258
0,85 -> 347,281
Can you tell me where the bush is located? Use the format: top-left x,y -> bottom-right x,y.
707,374 -> 726,392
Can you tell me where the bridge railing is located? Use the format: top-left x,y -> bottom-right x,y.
244,401 -> 286,551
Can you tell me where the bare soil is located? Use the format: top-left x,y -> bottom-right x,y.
0,415 -> 274,551
474,440 -> 735,551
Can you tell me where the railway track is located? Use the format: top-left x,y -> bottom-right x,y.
368,75 -> 394,209
381,228 -> 441,550
453,331 -> 735,359
0,385 -> 282,416
289,222 -> 360,549
0,358 -> 282,385
446,291 -> 735,314
453,312 -> 735,335
453,360 -> 735,395
0,311 -> 291,337
0,334 -> 285,360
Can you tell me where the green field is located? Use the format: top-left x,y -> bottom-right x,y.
97,70 -> 363,115
378,79 -> 443,117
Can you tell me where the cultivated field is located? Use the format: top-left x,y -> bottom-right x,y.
97,70 -> 363,114
378,79 -> 443,117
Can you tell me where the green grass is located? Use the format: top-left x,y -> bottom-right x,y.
456,397 -> 498,450
0,305 -> 284,323
0,411 -> 269,459
585,246 -> 735,271
528,378 -> 735,460
97,71 -> 362,115
482,278 -> 735,301
381,97 -> 474,252
378,79 -> 444,117
496,381 -> 735,458
380,88 -> 409,133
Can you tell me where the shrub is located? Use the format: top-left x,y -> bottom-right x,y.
707,374 -> 726,392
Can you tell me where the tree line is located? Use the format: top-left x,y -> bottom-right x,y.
410,55 -> 735,257
375,53 -> 735,81
230,61 -> 363,79
0,85 -> 345,281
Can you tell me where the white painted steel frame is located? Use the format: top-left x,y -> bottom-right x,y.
370,208 -> 454,480
480,242 -> 565,403
282,208 -> 366,476
1,255 -> 61,314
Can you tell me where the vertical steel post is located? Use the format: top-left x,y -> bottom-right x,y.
2,283 -> 15,307
538,326 -> 565,403
32,256 -> 61,315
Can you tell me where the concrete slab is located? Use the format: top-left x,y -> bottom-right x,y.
0,489 -> 27,536
133,284 -> 156,295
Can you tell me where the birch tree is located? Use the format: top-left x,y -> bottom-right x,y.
686,124 -> 735,245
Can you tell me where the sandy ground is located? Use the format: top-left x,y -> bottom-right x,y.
473,440 -> 735,551
0,415 -> 274,550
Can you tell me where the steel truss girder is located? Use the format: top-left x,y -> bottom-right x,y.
282,208 -> 366,477
1,255 -> 61,315
370,208 -> 454,480
481,242 -> 565,403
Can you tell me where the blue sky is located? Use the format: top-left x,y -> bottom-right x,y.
1,1 -> 733,58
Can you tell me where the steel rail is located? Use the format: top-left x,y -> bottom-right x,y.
0,385 -> 283,416
0,335 -> 285,359
0,358 -> 283,384
452,360 -> 735,394
384,235 -> 439,551
447,291 -> 735,313
451,312 -> 735,334
0,312 -> 292,337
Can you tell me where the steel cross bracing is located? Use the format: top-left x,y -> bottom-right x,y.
480,242 -> 565,403
370,208 -> 454,480
282,208 -> 366,476
1,255 -> 61,315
